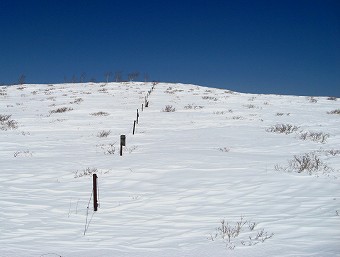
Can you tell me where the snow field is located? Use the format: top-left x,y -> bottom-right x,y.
0,82 -> 339,257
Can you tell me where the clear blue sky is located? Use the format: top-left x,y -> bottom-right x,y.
0,0 -> 339,96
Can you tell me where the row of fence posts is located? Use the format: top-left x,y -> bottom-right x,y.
120,83 -> 156,155
93,82 -> 157,212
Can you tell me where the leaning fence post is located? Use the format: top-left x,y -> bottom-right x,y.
93,174 -> 98,211
133,120 -> 136,135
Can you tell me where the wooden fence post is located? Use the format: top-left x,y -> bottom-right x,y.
137,109 -> 139,124
133,120 -> 136,135
120,135 -> 126,156
93,174 -> 98,211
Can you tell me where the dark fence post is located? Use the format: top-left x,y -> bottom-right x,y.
120,135 -> 126,156
142,103 -> 144,111
136,109 -> 139,124
133,120 -> 136,135
93,174 -> 98,211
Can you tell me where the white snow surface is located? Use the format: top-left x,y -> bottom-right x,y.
0,82 -> 339,257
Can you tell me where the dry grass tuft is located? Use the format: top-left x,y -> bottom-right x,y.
0,114 -> 18,130
90,111 -> 109,116
162,105 -> 176,112
97,130 -> 111,138
50,107 -> 73,114
266,124 -> 299,134
327,109 -> 340,115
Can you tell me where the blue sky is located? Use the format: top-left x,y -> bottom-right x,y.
0,0 -> 339,96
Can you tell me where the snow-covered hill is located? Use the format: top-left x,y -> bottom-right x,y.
0,82 -> 339,257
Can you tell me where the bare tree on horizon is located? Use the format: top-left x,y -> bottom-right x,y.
105,72 -> 112,83
128,71 -> 139,81
114,71 -> 122,82
71,74 -> 77,83
80,72 -> 86,83
144,73 -> 150,82
18,74 -> 26,85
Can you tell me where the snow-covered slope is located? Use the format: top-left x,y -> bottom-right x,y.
0,82 -> 339,257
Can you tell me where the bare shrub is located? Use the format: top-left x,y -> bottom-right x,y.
327,96 -> 337,101
165,86 -> 173,94
165,87 -> 184,94
299,131 -> 329,143
248,229 -> 274,244
232,116 -> 244,120
209,217 -> 273,250
224,90 -> 235,94
70,98 -> 83,104
125,145 -> 138,154
5,120 -> 18,129
81,91 -> 92,95
275,112 -> 290,116
97,130 -> 111,138
248,222 -> 256,231
166,87 -> 172,93
14,150 -> 32,157
163,105 -> 176,112
289,153 -> 329,174
98,88 -> 108,93
276,152 -> 331,175
105,144 -> 116,155
184,104 -> 204,110
325,149 -> 340,156
90,111 -> 109,116
214,111 -> 226,115
0,114 -> 18,130
218,147 -> 230,152
0,89 -> 7,96
327,109 -> 340,115
74,167 -> 98,178
307,97 -> 318,103
47,96 -> 56,101
0,114 -> 11,123
243,104 -> 256,109
202,96 -> 218,101
266,124 -> 299,134
98,143 -> 116,155
50,107 -> 73,114
210,218 -> 246,245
